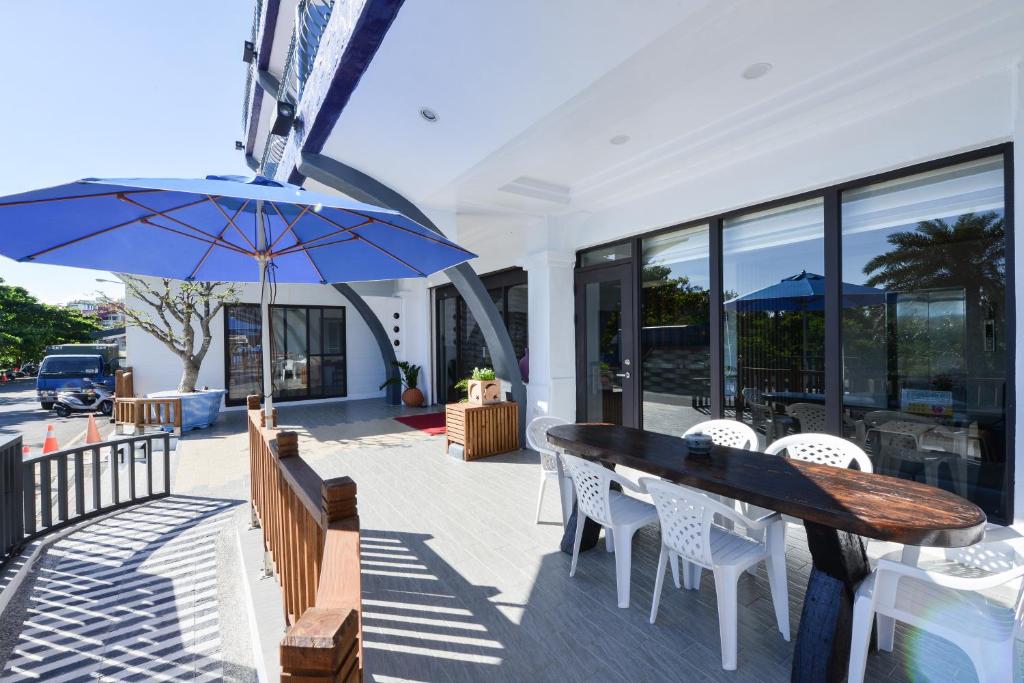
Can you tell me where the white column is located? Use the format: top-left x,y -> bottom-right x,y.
524,249 -> 577,423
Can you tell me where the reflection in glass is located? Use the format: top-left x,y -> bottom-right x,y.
225,304 -> 262,402
582,279 -> 623,424
580,242 -> 632,267
640,225 -> 710,436
842,156 -> 1007,521
723,199 -> 825,446
278,308 -> 309,397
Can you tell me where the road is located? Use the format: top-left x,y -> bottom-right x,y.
0,379 -> 115,454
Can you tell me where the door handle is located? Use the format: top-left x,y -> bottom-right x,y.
615,372 -> 630,379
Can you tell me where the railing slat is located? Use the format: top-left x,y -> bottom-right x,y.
110,443 -> 119,505
39,459 -> 51,529
56,453 -> 69,522
22,461 -> 36,537
73,450 -> 85,517
128,441 -> 137,500
91,447 -> 101,512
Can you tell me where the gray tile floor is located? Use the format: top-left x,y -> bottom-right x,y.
250,399 -> 986,683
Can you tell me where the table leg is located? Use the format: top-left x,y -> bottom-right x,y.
791,522 -> 871,683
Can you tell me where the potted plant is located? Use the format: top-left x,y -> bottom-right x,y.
454,367 -> 501,406
107,277 -> 238,431
380,361 -> 424,407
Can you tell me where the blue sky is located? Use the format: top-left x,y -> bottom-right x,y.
0,1 -> 250,303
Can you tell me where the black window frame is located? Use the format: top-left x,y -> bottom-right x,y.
222,303 -> 347,406
575,143 -> 1015,523
432,267 -> 529,404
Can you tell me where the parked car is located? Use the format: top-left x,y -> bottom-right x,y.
36,344 -> 119,410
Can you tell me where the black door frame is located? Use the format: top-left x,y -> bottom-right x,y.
574,261 -> 639,427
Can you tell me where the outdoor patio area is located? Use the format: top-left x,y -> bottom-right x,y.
211,400 -> 988,681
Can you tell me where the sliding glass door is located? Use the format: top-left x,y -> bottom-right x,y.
224,304 -> 347,405
572,145 -> 1013,522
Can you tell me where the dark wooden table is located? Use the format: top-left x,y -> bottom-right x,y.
547,423 -> 986,683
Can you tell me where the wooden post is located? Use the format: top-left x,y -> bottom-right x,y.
280,608 -> 359,682
277,431 -> 299,459
246,394 -> 261,410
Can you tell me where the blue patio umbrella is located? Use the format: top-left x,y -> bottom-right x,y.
0,174 -> 476,415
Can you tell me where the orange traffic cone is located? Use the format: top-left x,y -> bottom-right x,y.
85,414 -> 102,445
42,424 -> 60,454
22,445 -> 30,457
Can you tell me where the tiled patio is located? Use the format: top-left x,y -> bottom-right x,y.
218,399 -> 984,683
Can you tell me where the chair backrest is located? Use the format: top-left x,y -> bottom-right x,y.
562,454 -> 616,525
786,403 -> 827,432
644,478 -> 715,567
683,419 -> 758,451
765,433 -> 873,472
526,416 -> 569,471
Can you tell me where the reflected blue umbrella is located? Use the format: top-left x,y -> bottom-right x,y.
724,271 -> 884,368
0,174 -> 476,416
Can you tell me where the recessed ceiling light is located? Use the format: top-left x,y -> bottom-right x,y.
742,62 -> 772,80
419,107 -> 439,122
609,134 -> 630,146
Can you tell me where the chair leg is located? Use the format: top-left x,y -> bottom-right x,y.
712,567 -> 739,670
612,527 -> 634,608
924,460 -> 939,490
650,546 -> 668,624
670,552 -> 681,589
569,512 -> 586,577
765,559 -> 790,641
848,592 -> 875,683
876,613 -> 896,652
605,527 -> 614,552
688,563 -> 702,590
558,475 -> 574,528
535,473 -> 547,524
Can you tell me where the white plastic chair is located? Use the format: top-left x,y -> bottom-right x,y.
849,539 -> 1024,683
764,433 -> 873,473
562,454 -> 659,608
525,415 -> 570,525
683,419 -> 758,450
642,478 -> 790,671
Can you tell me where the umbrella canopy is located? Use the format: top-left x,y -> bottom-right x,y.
724,271 -> 884,312
0,174 -> 476,417
0,174 -> 475,282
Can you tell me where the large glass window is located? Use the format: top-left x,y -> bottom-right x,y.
841,156 -> 1007,519
435,269 -> 528,403
640,225 -> 710,436
224,304 -> 346,405
723,199 -> 825,448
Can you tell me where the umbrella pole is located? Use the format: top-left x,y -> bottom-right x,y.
257,201 -> 274,424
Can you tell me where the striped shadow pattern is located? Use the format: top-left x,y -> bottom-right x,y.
0,496 -> 234,682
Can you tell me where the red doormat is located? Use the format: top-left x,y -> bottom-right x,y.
393,412 -> 446,436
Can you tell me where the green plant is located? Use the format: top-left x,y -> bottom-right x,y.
379,361 -> 421,391
453,367 -> 496,392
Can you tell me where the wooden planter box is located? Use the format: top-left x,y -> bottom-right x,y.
445,402 -> 519,460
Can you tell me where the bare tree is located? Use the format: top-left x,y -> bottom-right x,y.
107,277 -> 239,393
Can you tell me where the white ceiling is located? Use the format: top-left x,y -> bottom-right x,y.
318,0 -> 1024,218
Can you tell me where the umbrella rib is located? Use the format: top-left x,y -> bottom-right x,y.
328,206 -> 476,255
139,219 -> 252,254
281,235 -> 359,254
187,200 -> 251,280
118,194 -> 245,248
0,187 -> 164,208
274,218 -> 372,255
19,196 -> 210,261
267,202 -> 311,252
206,195 -> 258,252
298,246 -> 329,284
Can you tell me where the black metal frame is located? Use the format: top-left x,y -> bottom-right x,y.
1,432 -> 172,569
223,303 -> 348,407
432,267 -> 528,404
574,143 -> 1015,522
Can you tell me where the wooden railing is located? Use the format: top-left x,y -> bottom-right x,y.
246,395 -> 362,682
0,431 -> 172,568
115,397 -> 182,435
115,367 -> 134,397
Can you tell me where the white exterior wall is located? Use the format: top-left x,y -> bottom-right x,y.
125,278 -> 399,406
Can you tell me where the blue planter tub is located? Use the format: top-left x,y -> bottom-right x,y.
147,389 -> 226,432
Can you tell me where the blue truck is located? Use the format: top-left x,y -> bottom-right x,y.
36,344 -> 120,410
